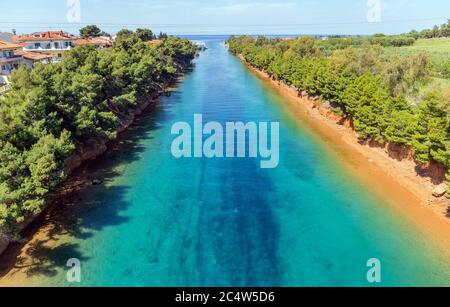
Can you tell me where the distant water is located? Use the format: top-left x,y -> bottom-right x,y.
20,37 -> 450,286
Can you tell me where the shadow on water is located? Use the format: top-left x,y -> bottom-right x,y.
195,157 -> 281,286
0,158 -> 134,280
0,89 -> 184,280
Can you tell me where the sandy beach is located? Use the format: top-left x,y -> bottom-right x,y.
240,57 -> 450,251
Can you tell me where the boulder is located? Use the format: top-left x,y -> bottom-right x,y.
432,186 -> 447,198
321,100 -> 331,110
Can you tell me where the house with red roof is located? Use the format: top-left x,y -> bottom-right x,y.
0,39 -> 55,80
0,40 -> 23,75
15,51 -> 53,68
13,31 -> 76,60
1,30 -> 114,80
74,36 -> 113,48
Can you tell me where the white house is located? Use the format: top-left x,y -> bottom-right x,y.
0,40 -> 23,76
14,31 -> 76,59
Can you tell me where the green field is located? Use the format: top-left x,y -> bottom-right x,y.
385,38 -> 450,78
381,38 -> 450,103
385,38 -> 450,58
404,38 -> 450,52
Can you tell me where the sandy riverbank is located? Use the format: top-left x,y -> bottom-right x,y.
240,57 -> 450,251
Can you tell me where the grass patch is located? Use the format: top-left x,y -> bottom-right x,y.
419,77 -> 449,96
383,39 -> 450,103
407,38 -> 450,53
385,38 -> 450,78
385,38 -> 450,57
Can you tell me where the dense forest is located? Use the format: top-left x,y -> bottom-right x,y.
0,30 -> 196,238
227,31 -> 449,195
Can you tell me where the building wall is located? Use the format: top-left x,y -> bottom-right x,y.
22,58 -> 34,69
0,48 -> 22,75
0,49 -> 15,59
0,60 -> 22,75
23,40 -> 74,51
21,58 -> 52,69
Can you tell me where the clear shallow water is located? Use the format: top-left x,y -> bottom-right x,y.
25,38 -> 450,286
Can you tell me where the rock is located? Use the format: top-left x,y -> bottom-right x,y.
432,186 -> 447,198
64,138 -> 108,176
92,179 -> 103,186
321,100 -> 331,109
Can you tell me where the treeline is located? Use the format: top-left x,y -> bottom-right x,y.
0,30 -> 196,237
79,25 -> 168,41
407,20 -> 450,39
228,36 -> 449,192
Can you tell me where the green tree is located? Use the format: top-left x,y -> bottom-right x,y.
136,28 -> 155,41
79,25 -> 103,38
0,30 -> 196,237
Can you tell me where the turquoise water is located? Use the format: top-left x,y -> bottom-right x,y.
26,38 -> 450,286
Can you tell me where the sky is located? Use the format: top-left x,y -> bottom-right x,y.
0,0 -> 448,35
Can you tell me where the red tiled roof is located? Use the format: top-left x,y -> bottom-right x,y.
0,40 -> 21,50
74,37 -> 113,47
14,31 -> 76,42
15,51 -> 53,61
